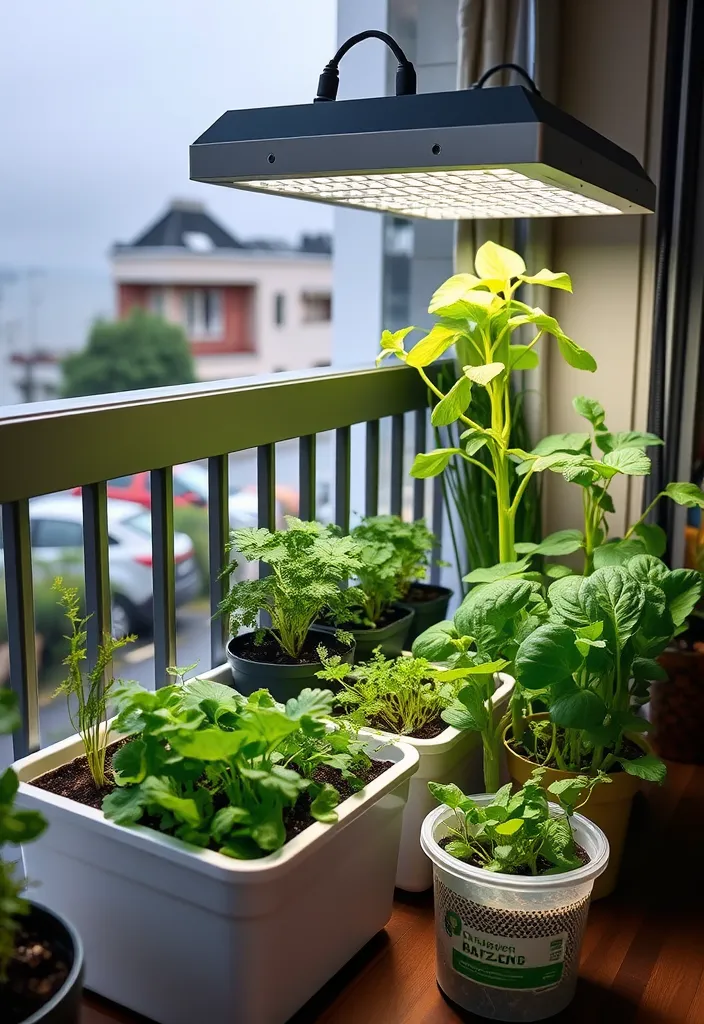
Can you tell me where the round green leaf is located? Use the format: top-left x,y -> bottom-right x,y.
514,624 -> 581,689
664,482 -> 704,508
603,448 -> 651,476
406,324 -> 459,367
410,448 -> 463,478
475,240 -> 526,280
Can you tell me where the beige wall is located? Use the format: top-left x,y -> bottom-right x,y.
545,0 -> 666,536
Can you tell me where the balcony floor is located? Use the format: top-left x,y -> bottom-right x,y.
81,761 -> 704,1024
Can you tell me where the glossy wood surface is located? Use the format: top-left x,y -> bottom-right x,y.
81,761 -> 704,1023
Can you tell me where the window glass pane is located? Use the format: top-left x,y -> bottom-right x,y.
32,519 -> 83,548
274,293 -> 285,326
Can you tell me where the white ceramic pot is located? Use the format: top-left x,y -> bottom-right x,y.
372,672 -> 514,892
421,796 -> 609,1022
14,717 -> 419,1024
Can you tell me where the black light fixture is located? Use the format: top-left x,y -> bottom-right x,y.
190,32 -> 655,220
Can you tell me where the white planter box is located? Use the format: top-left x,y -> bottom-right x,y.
14,710 -> 419,1024
374,672 -> 514,892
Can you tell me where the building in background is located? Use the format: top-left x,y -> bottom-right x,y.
112,200 -> 333,381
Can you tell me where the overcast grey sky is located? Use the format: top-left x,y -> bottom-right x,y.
0,1 -> 336,271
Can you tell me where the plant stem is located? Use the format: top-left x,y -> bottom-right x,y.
623,491 -> 665,540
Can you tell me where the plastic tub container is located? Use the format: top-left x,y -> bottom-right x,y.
420,796 -> 609,1022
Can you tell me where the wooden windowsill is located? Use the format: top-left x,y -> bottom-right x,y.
81,760 -> 704,1023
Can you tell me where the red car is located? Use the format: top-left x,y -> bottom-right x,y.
72,471 -> 207,509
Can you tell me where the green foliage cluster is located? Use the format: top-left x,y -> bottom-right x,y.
218,517 -> 363,658
513,554 -> 702,776
351,515 -> 437,599
430,768 -> 608,875
379,241 -> 594,564
316,648 -> 481,737
0,692 -> 47,981
103,677 -> 370,858
52,578 -> 135,788
62,309 -> 195,398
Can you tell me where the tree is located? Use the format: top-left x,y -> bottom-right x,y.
62,309 -> 196,397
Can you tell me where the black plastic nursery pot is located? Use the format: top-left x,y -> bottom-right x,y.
398,582 -> 453,645
313,604 -> 414,662
2,902 -> 84,1024
226,629 -> 355,700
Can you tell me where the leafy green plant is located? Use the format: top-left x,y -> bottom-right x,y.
103,677 -> 371,858
218,517 -> 362,657
512,554 -> 704,778
509,396 -> 704,573
317,648 -> 479,737
378,241 -> 595,564
0,691 -> 47,982
52,577 -> 135,788
429,768 -> 608,875
351,515 -> 438,599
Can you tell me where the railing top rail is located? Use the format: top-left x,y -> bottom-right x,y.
0,361 -> 440,503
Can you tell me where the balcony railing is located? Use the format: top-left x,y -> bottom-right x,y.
0,362 -> 445,760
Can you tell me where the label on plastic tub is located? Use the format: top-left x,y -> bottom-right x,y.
438,882 -> 572,992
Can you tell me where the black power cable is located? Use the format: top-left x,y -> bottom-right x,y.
472,63 -> 540,94
315,30 -> 417,103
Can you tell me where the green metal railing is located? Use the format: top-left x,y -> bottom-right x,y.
0,362 -> 444,758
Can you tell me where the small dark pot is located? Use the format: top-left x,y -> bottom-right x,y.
313,605 -> 414,663
3,902 -> 84,1024
397,582 -> 453,645
652,648 -> 704,763
226,630 -> 355,700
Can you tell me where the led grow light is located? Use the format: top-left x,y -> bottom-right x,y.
190,43 -> 655,219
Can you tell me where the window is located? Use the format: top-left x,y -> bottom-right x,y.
182,288 -> 223,338
109,475 -> 135,490
301,292 -> 332,323
149,288 -> 165,317
274,293 -> 286,326
32,519 -> 83,548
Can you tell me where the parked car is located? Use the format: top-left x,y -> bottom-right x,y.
11,496 -> 201,638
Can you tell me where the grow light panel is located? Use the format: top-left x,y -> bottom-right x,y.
239,169 -> 621,219
190,87 -> 655,219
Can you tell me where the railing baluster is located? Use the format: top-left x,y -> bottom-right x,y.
431,474 -> 444,585
365,420 -> 380,517
335,427 -> 351,534
257,444 -> 276,626
390,413 -> 405,517
2,501 -> 40,757
413,409 -> 426,521
82,482 -> 111,671
150,468 -> 177,686
299,434 -> 317,521
208,455 -> 229,667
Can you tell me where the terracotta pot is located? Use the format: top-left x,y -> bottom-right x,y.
503,714 -> 649,900
652,649 -> 704,763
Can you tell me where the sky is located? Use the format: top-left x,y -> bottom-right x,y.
0,0 -> 336,272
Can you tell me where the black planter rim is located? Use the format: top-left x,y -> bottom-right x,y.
226,630 -> 354,673
313,604 -> 414,638
22,901 -> 83,1024
402,581 -> 454,600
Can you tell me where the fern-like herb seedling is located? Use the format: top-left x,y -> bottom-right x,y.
351,515 -> 439,599
52,577 -> 136,789
219,517 -> 363,658
430,768 -> 609,875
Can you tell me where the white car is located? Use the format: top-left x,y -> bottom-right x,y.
20,496 -> 201,638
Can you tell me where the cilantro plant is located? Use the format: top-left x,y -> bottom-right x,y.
429,768 -> 608,875
218,517 -> 362,657
0,692 -> 47,981
351,515 -> 438,599
326,521 -> 406,627
52,577 -> 135,788
378,241 -> 596,564
513,555 -> 704,779
103,677 -> 371,858
317,648 -> 485,737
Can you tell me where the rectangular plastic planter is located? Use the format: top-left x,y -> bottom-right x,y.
14,713 -> 419,1024
376,672 -> 514,892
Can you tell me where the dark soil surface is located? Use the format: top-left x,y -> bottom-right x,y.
31,739 -> 128,808
404,584 -> 448,604
364,712 -> 446,740
438,835 -> 590,875
1,928 -> 70,1024
316,604 -> 409,632
507,727 -> 644,773
282,758 -> 392,841
232,631 -> 352,666
31,740 -> 393,850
